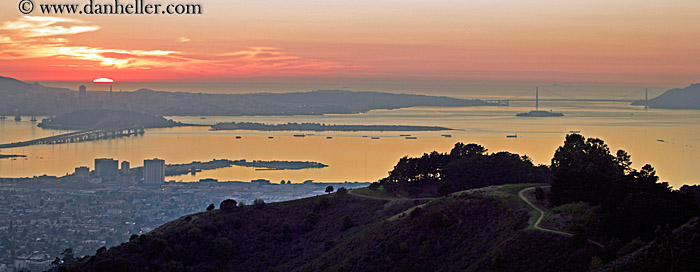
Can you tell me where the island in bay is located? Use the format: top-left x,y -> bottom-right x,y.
211,122 -> 452,132
0,154 -> 26,159
151,159 -> 328,176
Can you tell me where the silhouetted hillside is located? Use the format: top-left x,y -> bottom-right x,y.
632,83 -> 700,109
0,76 -> 491,116
38,109 -> 179,130
601,217 -> 700,272
59,135 -> 700,272
65,185 -> 598,272
0,76 -> 74,116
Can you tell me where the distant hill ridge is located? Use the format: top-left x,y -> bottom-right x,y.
632,83 -> 700,109
0,76 -> 490,116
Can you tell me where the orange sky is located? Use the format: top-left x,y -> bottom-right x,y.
0,0 -> 699,85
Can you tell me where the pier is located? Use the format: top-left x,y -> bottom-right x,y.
0,127 -> 145,149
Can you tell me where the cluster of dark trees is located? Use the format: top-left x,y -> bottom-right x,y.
377,134 -> 700,247
377,142 -> 550,197
549,134 -> 700,243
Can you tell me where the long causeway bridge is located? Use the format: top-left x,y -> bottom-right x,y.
0,127 -> 145,149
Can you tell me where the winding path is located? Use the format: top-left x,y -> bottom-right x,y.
518,186 -> 604,248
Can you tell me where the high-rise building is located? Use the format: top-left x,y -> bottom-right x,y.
78,85 -> 87,102
143,158 -> 165,185
95,158 -> 118,179
121,161 -> 130,174
74,166 -> 89,178
117,174 -> 136,186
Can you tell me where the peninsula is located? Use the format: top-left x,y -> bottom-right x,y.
631,83 -> 700,110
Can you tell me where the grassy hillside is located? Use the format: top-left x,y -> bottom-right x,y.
66,184 -> 600,272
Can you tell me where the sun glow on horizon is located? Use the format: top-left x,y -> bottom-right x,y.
0,0 -> 699,84
93,77 -> 114,83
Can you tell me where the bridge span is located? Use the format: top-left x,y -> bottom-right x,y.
0,128 -> 145,149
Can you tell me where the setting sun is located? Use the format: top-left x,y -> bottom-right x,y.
92,77 -> 114,83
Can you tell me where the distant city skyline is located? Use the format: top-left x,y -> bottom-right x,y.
0,0 -> 698,86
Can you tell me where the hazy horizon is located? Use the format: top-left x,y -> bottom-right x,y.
27,79 -> 678,101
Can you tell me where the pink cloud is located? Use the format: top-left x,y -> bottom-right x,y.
0,17 -> 367,80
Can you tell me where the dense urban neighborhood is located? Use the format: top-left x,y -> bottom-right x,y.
0,177 -> 367,272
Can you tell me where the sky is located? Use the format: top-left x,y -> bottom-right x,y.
0,0 -> 699,86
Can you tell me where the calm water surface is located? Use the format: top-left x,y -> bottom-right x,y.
1,100 -> 698,188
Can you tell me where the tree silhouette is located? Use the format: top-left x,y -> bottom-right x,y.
220,199 -> 237,211
337,187 -> 348,196
450,142 -> 488,157
550,134 -> 699,242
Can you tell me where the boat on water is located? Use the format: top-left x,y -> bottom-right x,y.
293,134 -> 305,137
0,115 -> 6,120
326,136 -> 333,139
405,136 -> 418,139
516,87 -> 564,117
14,115 -> 21,121
235,136 -> 242,139
268,136 -> 274,139
506,134 -> 518,138
399,134 -> 411,137
371,137 -> 380,139
441,134 -> 452,138
30,116 -> 37,122
569,130 -> 581,133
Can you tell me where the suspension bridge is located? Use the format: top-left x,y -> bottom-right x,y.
477,87 -> 658,108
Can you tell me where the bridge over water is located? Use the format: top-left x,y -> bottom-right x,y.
0,127 -> 145,149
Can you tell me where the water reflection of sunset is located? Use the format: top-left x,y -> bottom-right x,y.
2,103 -> 698,188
